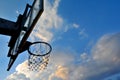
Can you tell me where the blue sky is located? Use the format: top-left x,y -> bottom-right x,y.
0,0 -> 120,80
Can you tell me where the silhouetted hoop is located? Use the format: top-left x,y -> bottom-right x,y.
27,41 -> 52,56
27,41 -> 52,71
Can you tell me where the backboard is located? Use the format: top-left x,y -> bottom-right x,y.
7,0 -> 44,71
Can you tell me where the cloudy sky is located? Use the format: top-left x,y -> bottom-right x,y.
0,0 -> 120,80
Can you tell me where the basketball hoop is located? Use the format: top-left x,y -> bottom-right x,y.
27,41 -> 52,71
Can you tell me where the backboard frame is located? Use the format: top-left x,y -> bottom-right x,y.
7,0 -> 44,71
19,0 -> 44,52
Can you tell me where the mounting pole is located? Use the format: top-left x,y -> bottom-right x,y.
0,18 -> 17,36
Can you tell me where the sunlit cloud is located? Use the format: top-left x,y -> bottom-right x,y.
6,72 -> 30,80
6,32 -> 120,80
30,0 -> 63,42
5,0 -> 120,79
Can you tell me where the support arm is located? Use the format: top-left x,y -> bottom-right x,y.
0,18 -> 16,36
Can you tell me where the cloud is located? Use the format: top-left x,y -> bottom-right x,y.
64,23 -> 80,32
73,23 -> 79,28
49,66 -> 69,80
6,52 -> 75,80
6,72 -> 30,80
16,10 -> 20,15
28,0 -> 84,42
90,33 -> 120,79
30,0 -> 63,42
5,0 -> 120,79
79,28 -> 88,39
6,32 -> 120,80
77,33 -> 120,80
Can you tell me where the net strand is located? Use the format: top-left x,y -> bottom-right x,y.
28,42 -> 51,71
28,54 -> 50,71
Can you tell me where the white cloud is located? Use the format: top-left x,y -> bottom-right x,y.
79,52 -> 91,63
63,23 -> 80,32
6,72 -> 30,80
6,52 -> 75,80
30,0 -> 63,42
78,33 -> 120,80
64,25 -> 69,32
5,0 -> 120,79
8,34 -> 120,80
16,10 -> 20,15
73,23 -> 79,28
79,28 -> 88,39
49,66 -> 69,80
6,33 -> 120,80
